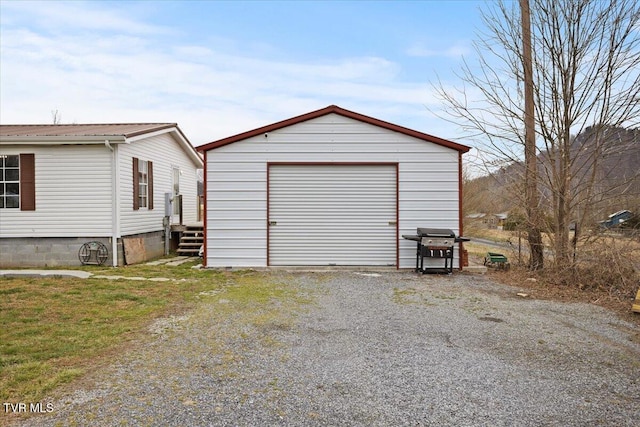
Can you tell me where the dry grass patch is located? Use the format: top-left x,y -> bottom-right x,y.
488,266 -> 640,326
464,232 -> 640,325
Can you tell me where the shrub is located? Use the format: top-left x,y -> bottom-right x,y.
620,212 -> 640,230
547,233 -> 640,300
504,212 -> 526,231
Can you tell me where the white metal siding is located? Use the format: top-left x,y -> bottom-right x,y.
205,113 -> 461,268
205,161 -> 267,266
269,165 -> 397,266
1,132 -> 201,243
0,145 -> 113,237
119,133 -> 201,236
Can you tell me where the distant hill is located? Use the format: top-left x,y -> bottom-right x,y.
464,126 -> 640,225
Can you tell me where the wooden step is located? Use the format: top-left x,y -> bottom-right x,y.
176,225 -> 203,256
177,248 -> 201,255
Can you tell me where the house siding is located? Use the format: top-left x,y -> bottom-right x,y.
204,113 -> 461,268
0,144 -> 113,238
119,132 -> 200,236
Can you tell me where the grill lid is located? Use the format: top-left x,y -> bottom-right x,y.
417,228 -> 455,238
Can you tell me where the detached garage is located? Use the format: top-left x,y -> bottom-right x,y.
197,105 -> 470,269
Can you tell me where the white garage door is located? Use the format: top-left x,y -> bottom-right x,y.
268,164 -> 397,266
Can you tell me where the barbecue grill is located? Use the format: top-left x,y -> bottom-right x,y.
402,228 -> 469,274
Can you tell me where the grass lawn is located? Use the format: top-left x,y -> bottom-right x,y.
0,260 -> 235,403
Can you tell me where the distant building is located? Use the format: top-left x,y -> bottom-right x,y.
465,212 -> 509,229
599,210 -> 633,229
493,213 -> 509,230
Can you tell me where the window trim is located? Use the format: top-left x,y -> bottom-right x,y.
133,157 -> 153,211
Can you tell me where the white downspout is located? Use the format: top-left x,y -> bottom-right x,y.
105,140 -> 120,267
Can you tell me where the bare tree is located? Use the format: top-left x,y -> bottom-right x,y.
51,109 -> 62,124
435,0 -> 640,269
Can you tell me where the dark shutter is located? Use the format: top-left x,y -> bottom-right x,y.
133,157 -> 139,210
20,153 -> 35,211
148,161 -> 154,210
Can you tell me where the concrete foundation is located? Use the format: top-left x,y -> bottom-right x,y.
0,231 -> 166,268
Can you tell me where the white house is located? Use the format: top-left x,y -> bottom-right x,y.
0,123 -> 203,267
197,105 -> 470,269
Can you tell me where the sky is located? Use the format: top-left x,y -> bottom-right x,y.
0,0 -> 488,154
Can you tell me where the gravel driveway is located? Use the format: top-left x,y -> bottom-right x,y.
14,271 -> 640,426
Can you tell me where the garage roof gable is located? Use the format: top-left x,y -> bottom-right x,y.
196,105 -> 470,153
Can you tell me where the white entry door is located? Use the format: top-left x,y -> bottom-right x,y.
268,164 -> 397,266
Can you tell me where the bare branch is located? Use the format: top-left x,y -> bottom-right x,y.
432,0 -> 640,269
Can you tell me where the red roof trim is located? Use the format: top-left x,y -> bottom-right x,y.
196,105 -> 470,153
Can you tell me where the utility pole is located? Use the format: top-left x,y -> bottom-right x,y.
520,0 -> 544,269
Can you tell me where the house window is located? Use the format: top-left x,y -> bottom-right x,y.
138,160 -> 148,208
0,154 -> 34,210
1,155 -> 20,209
172,167 -> 180,215
133,157 -> 153,210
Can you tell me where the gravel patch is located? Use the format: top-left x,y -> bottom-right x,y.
11,271 -> 640,426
